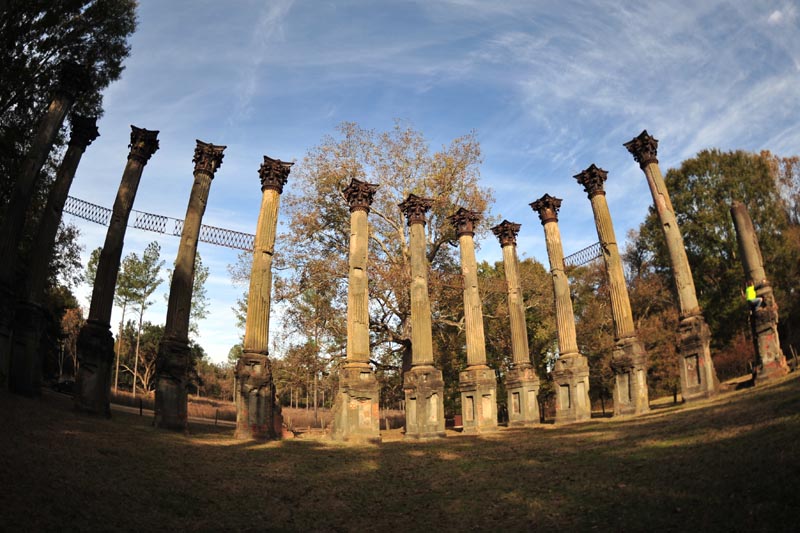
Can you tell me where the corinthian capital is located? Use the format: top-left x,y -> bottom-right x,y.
448,207 -> 480,237
56,61 -> 91,100
399,193 -> 433,226
68,116 -> 100,150
490,220 -> 521,247
624,130 -> 659,169
128,126 -> 160,164
529,194 -> 562,225
193,140 -> 226,177
574,164 -> 608,198
343,178 -> 379,213
259,155 -> 293,193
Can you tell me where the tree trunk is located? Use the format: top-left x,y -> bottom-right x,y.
114,301 -> 127,392
132,303 -> 144,397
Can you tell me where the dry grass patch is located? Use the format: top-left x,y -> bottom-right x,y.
2,374 -> 799,531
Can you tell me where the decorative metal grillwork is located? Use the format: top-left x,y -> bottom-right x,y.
64,195 -> 256,252
564,242 -> 602,267
63,196 -> 112,226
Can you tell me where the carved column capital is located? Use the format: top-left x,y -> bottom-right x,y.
448,207 -> 480,237
343,178 -> 379,213
127,126 -> 160,164
68,116 -> 99,150
530,194 -> 562,225
259,155 -> 293,193
491,220 -> 521,247
399,194 -> 433,226
624,130 -> 659,169
574,164 -> 608,198
192,140 -> 226,178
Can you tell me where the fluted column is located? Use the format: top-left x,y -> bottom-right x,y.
74,126 -> 159,414
331,178 -> 381,442
398,194 -> 445,439
491,220 -> 540,426
530,194 -> 590,423
0,63 -> 88,390
575,164 -> 649,416
9,117 -> 99,397
235,156 -> 292,440
155,140 -> 225,431
730,201 -> 788,381
450,207 -> 496,433
625,130 -> 717,401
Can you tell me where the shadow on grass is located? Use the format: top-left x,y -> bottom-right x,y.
2,373 -> 799,531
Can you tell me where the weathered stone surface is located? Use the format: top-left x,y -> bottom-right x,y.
235,354 -> 281,440
450,207 -> 497,433
331,367 -> 381,443
531,194 -> 591,423
575,164 -> 649,416
403,365 -> 446,440
625,131 -> 717,401
458,367 -> 498,433
156,140 -> 223,431
491,220 -> 541,426
610,336 -> 649,416
400,194 -> 445,439
0,66 -> 89,390
8,302 -> 45,397
235,155 -> 287,440
75,126 -> 159,413
730,201 -> 788,381
551,354 -> 591,424
74,319 -> 114,417
331,178 -> 381,442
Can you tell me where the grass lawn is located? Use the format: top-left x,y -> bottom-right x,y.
2,373 -> 799,531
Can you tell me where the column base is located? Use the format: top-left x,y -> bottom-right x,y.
403,365 -> 446,440
330,364 -> 381,443
752,306 -> 788,382
234,353 -> 282,440
459,365 -> 498,434
505,364 -> 540,426
610,337 -> 650,416
9,301 -> 45,397
678,315 -> 718,401
154,336 -> 189,432
74,319 -> 114,417
552,354 -> 591,424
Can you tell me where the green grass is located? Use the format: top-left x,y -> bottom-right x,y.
2,374 -> 799,531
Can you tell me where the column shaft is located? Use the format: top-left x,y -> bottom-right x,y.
730,201 -> 788,380
346,209 -> 370,364
236,156 -> 290,441
75,126 -> 158,414
409,222 -> 434,366
544,221 -> 579,355
156,140 -> 224,431
459,233 -> 487,368
501,244 -> 530,365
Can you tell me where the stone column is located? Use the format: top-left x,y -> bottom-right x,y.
0,63 -> 87,390
155,140 -> 225,431
575,164 -> 649,416
624,130 -> 718,401
10,117 -> 99,396
235,156 -> 292,440
491,220 -> 540,426
398,194 -> 445,439
331,178 -> 382,442
75,126 -> 159,414
530,194 -> 591,423
449,207 -> 497,433
730,201 -> 788,381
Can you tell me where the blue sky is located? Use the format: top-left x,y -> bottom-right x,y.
67,0 -> 800,364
